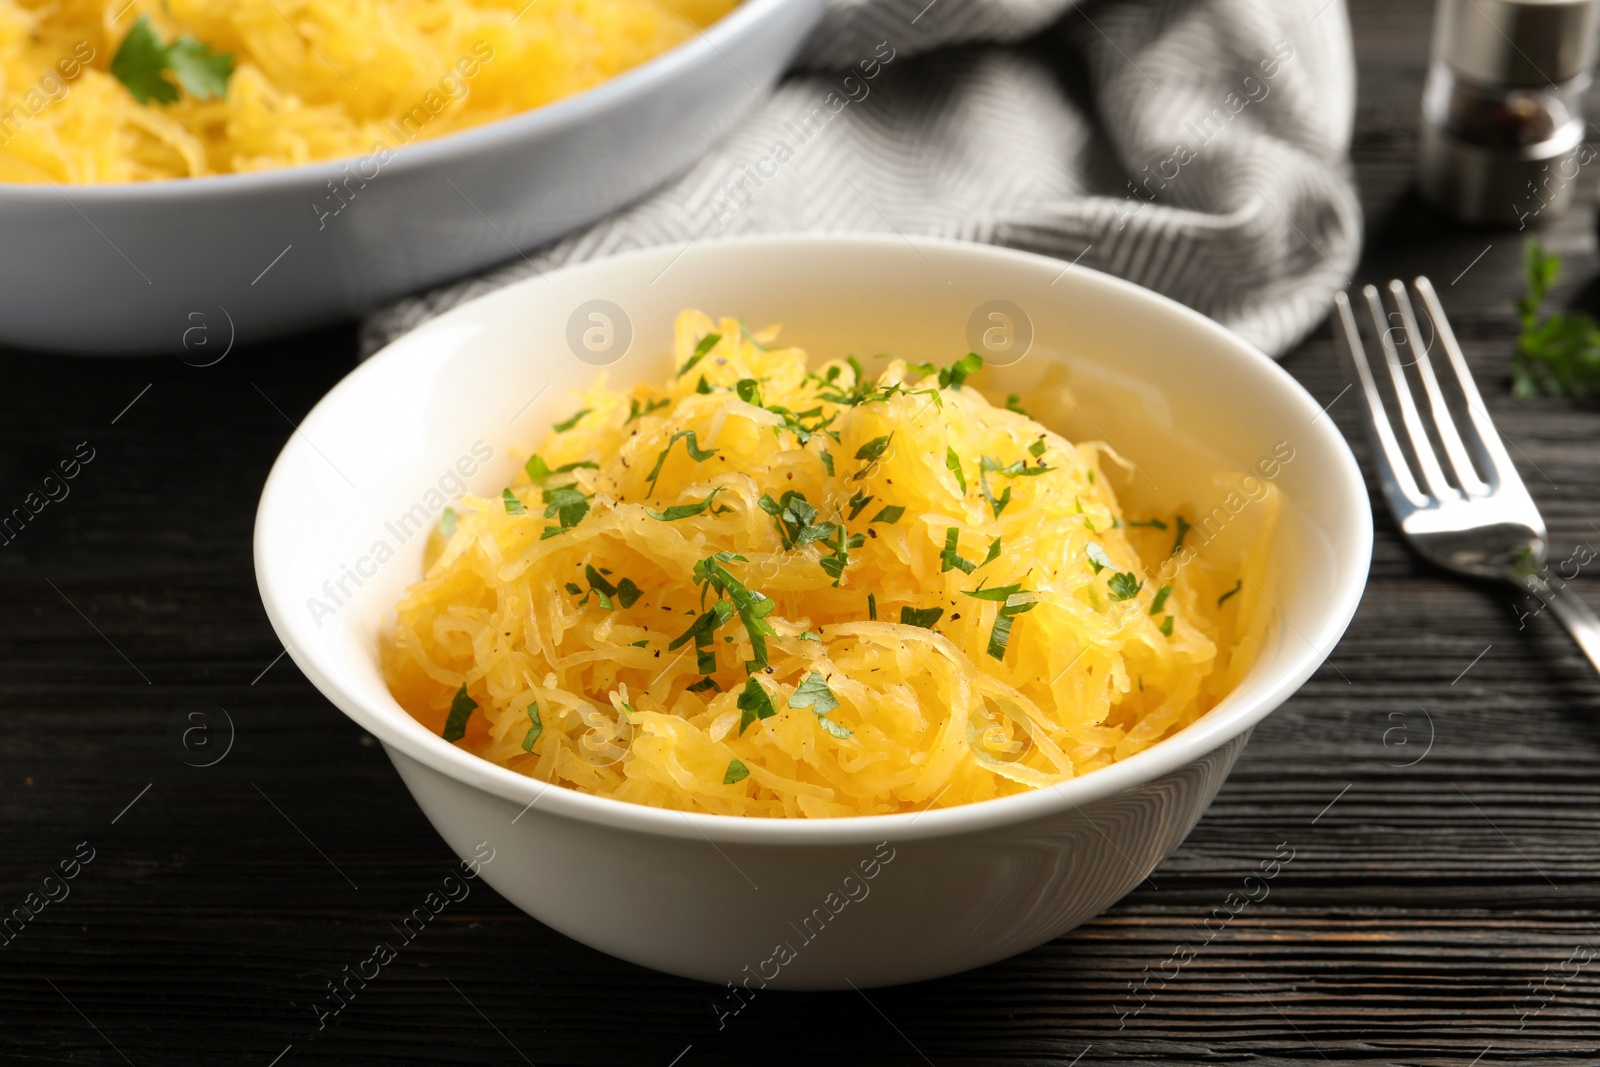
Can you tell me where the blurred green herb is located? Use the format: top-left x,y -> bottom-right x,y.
112,16 -> 234,105
443,684 -> 477,743
521,703 -> 542,752
678,332 -> 721,377
1515,239 -> 1600,400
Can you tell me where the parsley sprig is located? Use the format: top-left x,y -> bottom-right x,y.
1514,239 -> 1600,399
112,15 -> 234,105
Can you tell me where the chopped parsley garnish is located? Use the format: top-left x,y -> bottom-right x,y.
870,505 -> 904,524
820,450 -> 835,476
739,318 -> 772,351
852,434 -> 893,480
439,507 -> 458,536
978,468 -> 1011,518
796,630 -> 822,642
939,353 -> 983,390
552,408 -> 591,432
686,676 -> 721,693
1107,572 -> 1142,602
815,356 -> 930,407
443,684 -> 477,743
648,486 -> 724,521
759,490 -> 835,549
565,582 -> 583,595
724,758 -> 751,784
1217,579 -> 1243,607
758,402 -> 837,445
1159,615 -> 1175,636
625,396 -> 671,423
736,676 -> 776,734
981,455 -> 1052,478
1149,584 -> 1173,615
1126,518 -> 1168,529
941,528 -> 976,574
502,488 -> 526,515
112,16 -> 234,105
1086,542 -> 1112,574
645,430 -> 719,494
981,536 -> 1002,567
789,671 -> 850,738
678,332 -> 721,378
900,606 -> 943,628
735,378 -> 762,405
1515,239 -> 1600,399
525,454 -> 598,480
691,552 -> 778,671
669,599 -> 735,674
963,582 -> 1025,603
1171,516 -> 1193,555
572,564 -> 642,610
695,376 -> 713,394
946,447 -> 966,494
521,703 -> 542,752
846,489 -> 874,521
629,396 -> 670,423
540,484 -> 591,538
867,593 -> 877,620
1007,394 -> 1031,417
818,523 -> 865,586
962,582 -> 1038,660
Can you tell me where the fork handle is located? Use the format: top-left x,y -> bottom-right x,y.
1533,580 -> 1600,676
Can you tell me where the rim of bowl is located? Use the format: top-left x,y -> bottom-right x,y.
254,233 -> 1374,847
0,0 -> 801,199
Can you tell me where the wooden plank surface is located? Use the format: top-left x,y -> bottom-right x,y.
4,1 -> 1600,1062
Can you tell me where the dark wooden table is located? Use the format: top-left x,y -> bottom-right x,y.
5,2 -> 1600,1063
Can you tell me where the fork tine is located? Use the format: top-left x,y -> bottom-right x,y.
1361,284 -> 1459,502
1389,279 -> 1489,496
1411,276 -> 1528,496
1334,291 -> 1428,513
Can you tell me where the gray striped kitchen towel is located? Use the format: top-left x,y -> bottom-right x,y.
361,0 -> 1359,358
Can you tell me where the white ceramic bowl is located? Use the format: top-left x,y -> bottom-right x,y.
0,0 -> 821,355
254,235 -> 1372,990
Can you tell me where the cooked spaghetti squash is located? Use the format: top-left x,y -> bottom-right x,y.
0,0 -> 736,183
381,310 -> 1277,817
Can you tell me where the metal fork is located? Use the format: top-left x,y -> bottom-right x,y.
1335,276 -> 1600,674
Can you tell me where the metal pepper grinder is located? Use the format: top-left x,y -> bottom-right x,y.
1418,0 -> 1600,226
